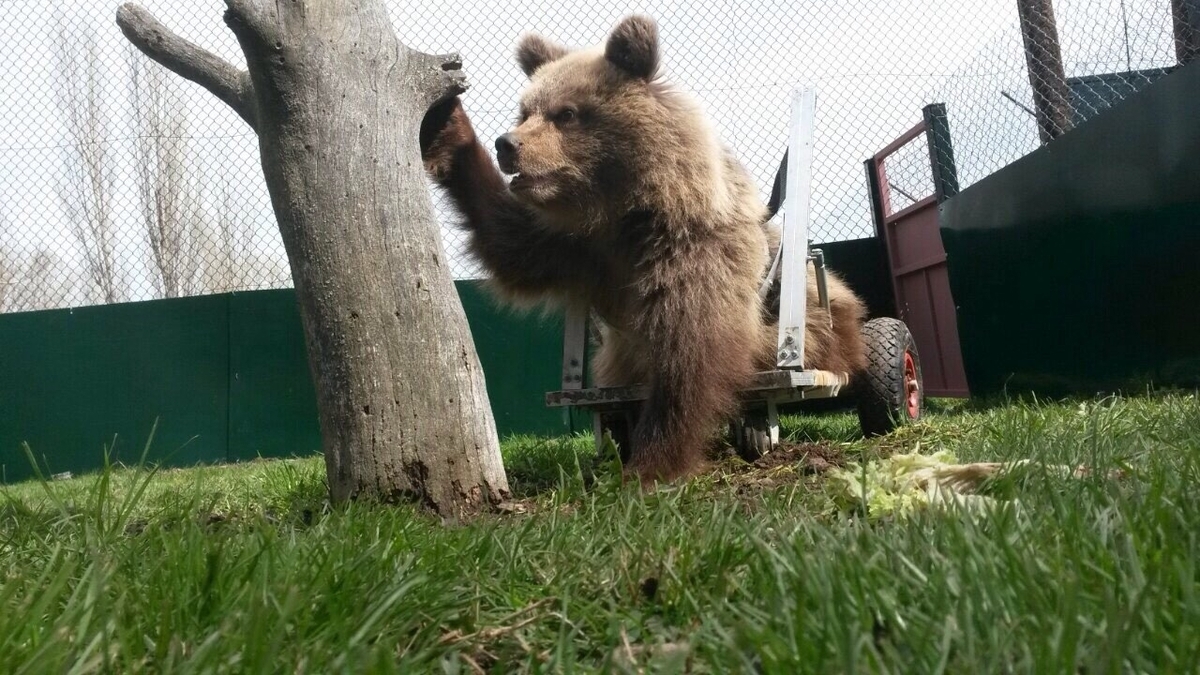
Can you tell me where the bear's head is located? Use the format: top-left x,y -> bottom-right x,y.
496,15 -> 722,225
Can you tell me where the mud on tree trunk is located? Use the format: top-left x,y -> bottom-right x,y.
116,0 -> 509,516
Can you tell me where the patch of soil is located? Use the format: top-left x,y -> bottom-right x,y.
482,441 -> 849,519
749,442 -> 845,474
711,440 -> 846,477
706,440 -> 849,501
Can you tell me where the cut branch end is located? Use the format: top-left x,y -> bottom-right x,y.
417,51 -> 469,105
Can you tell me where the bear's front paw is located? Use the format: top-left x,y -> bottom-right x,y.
420,96 -> 477,180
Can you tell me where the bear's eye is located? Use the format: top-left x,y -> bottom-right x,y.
552,107 -> 577,125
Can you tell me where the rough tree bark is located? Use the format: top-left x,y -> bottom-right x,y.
116,0 -> 509,515
1017,0 -> 1073,144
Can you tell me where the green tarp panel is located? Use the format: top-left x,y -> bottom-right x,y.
0,295 -> 231,483
454,281 -> 584,436
0,281 -> 580,484
939,61 -> 1200,396
226,290 -> 322,463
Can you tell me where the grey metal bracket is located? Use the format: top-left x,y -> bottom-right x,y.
809,247 -> 832,327
560,304 -> 587,390
546,368 -> 848,409
776,88 -> 817,370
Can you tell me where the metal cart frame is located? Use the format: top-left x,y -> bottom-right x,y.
543,88 -> 921,459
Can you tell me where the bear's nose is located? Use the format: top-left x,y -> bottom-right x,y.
495,133 -> 520,155
495,133 -> 520,171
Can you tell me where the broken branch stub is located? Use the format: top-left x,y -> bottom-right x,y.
116,0 -> 508,517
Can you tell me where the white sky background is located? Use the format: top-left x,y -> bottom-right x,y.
0,0 -> 1182,306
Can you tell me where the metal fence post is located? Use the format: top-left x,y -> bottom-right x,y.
922,103 -> 960,203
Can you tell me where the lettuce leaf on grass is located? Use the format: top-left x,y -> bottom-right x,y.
829,449 -> 1006,519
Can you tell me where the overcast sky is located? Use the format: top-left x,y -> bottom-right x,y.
0,0 -> 1180,300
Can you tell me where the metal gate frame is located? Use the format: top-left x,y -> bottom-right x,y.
865,104 -> 971,398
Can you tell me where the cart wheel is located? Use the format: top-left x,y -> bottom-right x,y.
856,317 -> 923,437
730,412 -> 776,462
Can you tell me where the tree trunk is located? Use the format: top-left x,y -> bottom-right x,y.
1017,0 -> 1073,144
116,0 -> 509,516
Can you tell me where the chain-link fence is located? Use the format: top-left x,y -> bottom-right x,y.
0,0 -> 1192,313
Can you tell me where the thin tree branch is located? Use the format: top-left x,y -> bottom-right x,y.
116,3 -> 258,131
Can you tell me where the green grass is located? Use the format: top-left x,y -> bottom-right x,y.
3,391 -> 1199,673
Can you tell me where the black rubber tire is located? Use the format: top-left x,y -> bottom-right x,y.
856,317 -> 923,437
730,412 -> 775,462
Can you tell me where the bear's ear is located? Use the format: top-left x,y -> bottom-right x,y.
516,34 -> 568,77
604,14 -> 659,80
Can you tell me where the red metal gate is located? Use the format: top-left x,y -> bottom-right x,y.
865,104 -> 970,398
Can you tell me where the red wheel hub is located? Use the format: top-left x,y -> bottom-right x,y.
903,350 -> 920,419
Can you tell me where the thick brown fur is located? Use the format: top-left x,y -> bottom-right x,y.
420,15 -> 867,488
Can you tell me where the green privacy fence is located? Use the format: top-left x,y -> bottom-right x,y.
0,282 -> 583,484
0,239 -> 891,485
939,61 -> 1200,396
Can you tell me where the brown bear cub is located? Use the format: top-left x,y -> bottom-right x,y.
420,15 -> 867,486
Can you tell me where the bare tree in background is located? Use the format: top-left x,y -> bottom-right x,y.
52,16 -> 122,304
0,210 -> 12,312
200,179 -> 257,293
0,248 -> 14,313
128,46 -> 204,299
6,250 -> 78,313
